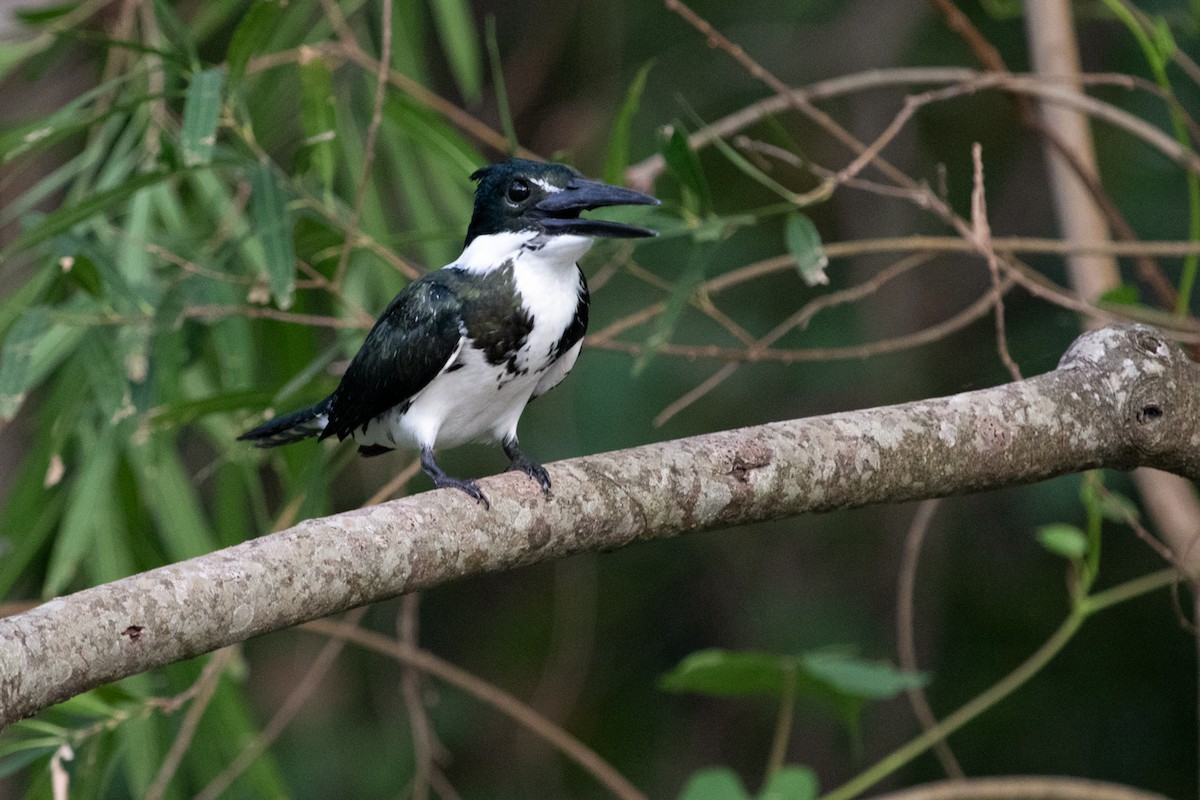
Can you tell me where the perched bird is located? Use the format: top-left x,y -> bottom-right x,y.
239,158 -> 659,508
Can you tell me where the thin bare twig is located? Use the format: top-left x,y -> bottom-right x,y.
895,499 -> 963,779
399,594 -> 437,800
864,775 -> 1173,800
970,143 -> 1022,382
591,272 -> 1015,364
653,252 -> 938,425
195,607 -> 369,800
305,620 -> 648,800
145,648 -> 236,800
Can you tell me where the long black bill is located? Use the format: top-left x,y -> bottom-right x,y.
536,178 -> 660,238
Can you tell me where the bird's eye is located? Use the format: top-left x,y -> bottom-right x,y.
507,179 -> 531,203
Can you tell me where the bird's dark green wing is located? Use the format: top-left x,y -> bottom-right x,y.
322,274 -> 464,442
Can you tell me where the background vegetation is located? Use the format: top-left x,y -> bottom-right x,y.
0,0 -> 1198,798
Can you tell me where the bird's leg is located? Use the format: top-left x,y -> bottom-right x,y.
502,436 -> 551,493
420,445 -> 490,510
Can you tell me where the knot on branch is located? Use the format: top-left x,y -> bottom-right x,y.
1060,324 -> 1200,476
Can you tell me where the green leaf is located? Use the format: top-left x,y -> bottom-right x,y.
126,436 -> 216,561
152,0 -> 198,67
16,4 -> 79,25
0,306 -> 85,422
0,744 -> 58,779
661,125 -> 713,217
249,160 -> 296,309
759,767 -> 818,800
1036,523 -> 1089,560
227,0 -> 283,83
784,213 -> 828,286
483,14 -> 517,154
661,649 -> 792,696
678,768 -> 752,800
604,61 -> 654,185
1092,487 -> 1139,523
663,647 -> 923,719
1152,16 -> 1176,63
298,54 -> 337,189
636,238 -> 714,375
1,167 -> 196,260
428,0 -> 483,104
62,253 -> 103,297
0,36 -> 47,83
181,68 -> 224,167
1098,283 -> 1138,306
48,690 -> 118,719
44,426 -> 118,596
800,650 -> 926,699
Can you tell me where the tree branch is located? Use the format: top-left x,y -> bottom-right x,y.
2,324 -> 1199,727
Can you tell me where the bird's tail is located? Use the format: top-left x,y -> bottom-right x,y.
238,397 -> 332,448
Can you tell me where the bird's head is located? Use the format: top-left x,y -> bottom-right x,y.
465,158 -> 660,247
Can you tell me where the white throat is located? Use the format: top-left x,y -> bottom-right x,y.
453,231 -> 593,274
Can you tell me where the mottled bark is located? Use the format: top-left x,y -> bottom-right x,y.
2,324 -> 1199,727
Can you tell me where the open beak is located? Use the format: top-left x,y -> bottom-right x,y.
535,178 -> 660,238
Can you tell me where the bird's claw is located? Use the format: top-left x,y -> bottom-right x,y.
434,475 -> 491,510
502,438 -> 552,495
509,459 -> 551,494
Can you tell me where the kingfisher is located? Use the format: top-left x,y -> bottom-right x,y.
239,158 -> 659,508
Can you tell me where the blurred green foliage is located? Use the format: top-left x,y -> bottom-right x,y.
0,0 -> 1199,798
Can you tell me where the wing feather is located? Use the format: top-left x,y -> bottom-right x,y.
322,274 -> 464,442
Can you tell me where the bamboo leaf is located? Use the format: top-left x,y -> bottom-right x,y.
181,68 -> 224,166
152,0 -> 198,67
298,54 -> 337,189
249,160 -> 296,309
0,745 -> 58,779
226,0 -> 283,83
604,61 -> 654,185
126,436 -> 216,561
784,212 -> 828,286
43,427 -> 118,597
0,306 -> 85,422
661,125 -> 712,217
1,167 -> 196,260
0,36 -> 48,83
427,0 -> 483,104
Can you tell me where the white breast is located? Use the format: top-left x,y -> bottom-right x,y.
357,232 -> 592,451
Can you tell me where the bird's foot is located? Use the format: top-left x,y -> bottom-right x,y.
432,474 -> 490,510
421,446 -> 490,510
503,438 -> 551,494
